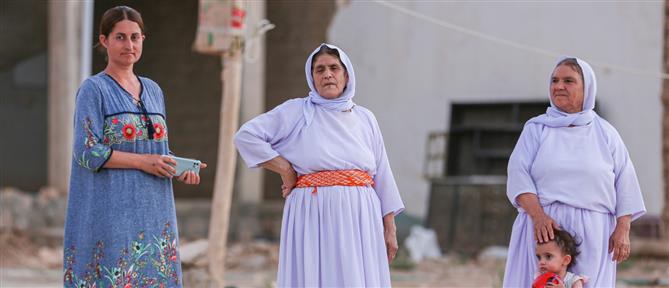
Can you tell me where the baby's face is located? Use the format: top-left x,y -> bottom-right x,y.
536,241 -> 569,274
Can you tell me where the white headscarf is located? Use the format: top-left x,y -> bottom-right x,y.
506,56 -> 646,226
528,57 -> 597,127
302,43 -> 356,126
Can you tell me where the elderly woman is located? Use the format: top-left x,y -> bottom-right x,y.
503,57 -> 646,287
235,43 -> 404,287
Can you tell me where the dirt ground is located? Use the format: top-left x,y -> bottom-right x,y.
1,230 -> 668,287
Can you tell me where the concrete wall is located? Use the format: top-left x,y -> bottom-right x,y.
0,0 -> 48,191
329,1 -> 664,217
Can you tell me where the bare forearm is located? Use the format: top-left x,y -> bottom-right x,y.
103,151 -> 176,178
383,213 -> 396,232
103,150 -> 143,169
516,193 -> 545,218
260,156 -> 293,176
519,193 -> 561,242
261,156 -> 297,197
383,212 -> 398,262
616,215 -> 632,231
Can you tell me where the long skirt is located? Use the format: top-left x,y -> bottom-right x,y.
503,202 -> 616,287
277,185 -> 391,287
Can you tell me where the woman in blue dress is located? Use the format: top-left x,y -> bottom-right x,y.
63,6 -> 204,288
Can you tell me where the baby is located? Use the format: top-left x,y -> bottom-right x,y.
534,229 -> 587,288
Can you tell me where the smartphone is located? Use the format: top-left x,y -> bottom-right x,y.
169,155 -> 201,176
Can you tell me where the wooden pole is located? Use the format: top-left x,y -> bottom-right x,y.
662,0 -> 669,240
207,38 -> 243,286
47,1 -> 82,194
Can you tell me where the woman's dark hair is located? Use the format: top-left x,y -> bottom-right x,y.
555,58 -> 584,83
96,6 -> 145,53
552,230 -> 581,270
100,6 -> 144,37
310,45 -> 347,73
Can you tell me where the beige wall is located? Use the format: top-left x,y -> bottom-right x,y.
330,2 -> 664,217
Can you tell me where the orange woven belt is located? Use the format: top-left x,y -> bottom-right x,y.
295,169 -> 374,194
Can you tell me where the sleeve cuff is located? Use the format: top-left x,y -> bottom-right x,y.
246,151 -> 280,168
616,208 -> 646,222
94,147 -> 113,172
383,206 -> 405,217
510,190 -> 537,209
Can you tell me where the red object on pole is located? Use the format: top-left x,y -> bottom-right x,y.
231,7 -> 245,29
193,0 -> 245,55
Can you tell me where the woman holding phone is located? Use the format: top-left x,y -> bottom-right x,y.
63,6 -> 204,288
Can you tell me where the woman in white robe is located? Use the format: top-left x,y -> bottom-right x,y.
235,43 -> 404,287
503,57 -> 646,287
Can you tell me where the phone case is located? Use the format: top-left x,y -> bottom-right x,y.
170,156 -> 201,176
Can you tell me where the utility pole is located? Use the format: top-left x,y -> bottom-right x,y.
47,0 -> 92,194
207,38 -> 243,286
193,1 -> 245,286
662,0 -> 669,240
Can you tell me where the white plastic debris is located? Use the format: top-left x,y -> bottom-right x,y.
404,225 -> 442,263
477,245 -> 509,263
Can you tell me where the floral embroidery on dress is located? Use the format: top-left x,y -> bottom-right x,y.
103,114 -> 168,145
64,223 -> 180,288
122,123 -> 137,141
84,118 -> 98,148
153,123 -> 166,140
77,117 -> 112,169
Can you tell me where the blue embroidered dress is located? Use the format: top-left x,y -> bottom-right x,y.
63,72 -> 182,288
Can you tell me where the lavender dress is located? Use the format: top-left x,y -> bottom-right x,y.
63,73 -> 182,287
235,44 -> 405,287
503,57 -> 646,287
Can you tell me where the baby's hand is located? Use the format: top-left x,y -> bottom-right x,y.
545,277 -> 565,288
